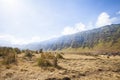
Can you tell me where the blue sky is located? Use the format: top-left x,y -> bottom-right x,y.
0,0 -> 120,45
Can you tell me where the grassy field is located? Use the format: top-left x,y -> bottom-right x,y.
0,52 -> 120,80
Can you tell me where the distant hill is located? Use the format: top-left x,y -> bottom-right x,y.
25,24 -> 120,52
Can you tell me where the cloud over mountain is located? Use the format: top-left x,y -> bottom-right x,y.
96,12 -> 120,27
62,22 -> 86,35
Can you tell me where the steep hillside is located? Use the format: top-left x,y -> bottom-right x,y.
27,24 -> 120,52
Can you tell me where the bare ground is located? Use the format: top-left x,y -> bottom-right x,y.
0,53 -> 120,80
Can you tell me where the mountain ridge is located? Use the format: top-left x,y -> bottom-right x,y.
24,24 -> 120,52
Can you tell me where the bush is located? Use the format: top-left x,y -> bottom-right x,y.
35,50 -> 39,54
37,53 -> 58,67
2,49 -> 17,65
0,47 -> 19,65
56,53 -> 64,59
14,48 -> 21,54
37,57 -> 52,67
39,49 -> 43,53
25,52 -> 33,58
0,52 -> 2,57
24,50 -> 33,60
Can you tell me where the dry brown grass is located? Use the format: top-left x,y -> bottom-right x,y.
0,52 -> 120,80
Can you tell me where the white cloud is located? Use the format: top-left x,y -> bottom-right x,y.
96,12 -> 112,27
62,11 -> 120,36
62,22 -> 86,35
0,34 -> 42,45
96,12 -> 120,27
0,34 -> 60,45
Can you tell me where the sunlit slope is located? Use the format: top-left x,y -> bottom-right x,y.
28,24 -> 120,52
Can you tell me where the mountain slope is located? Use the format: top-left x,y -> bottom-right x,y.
26,24 -> 120,52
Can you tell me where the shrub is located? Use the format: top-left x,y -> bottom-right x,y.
37,57 -> 52,67
45,53 -> 55,59
2,49 -> 17,65
24,50 -> 33,60
21,50 -> 25,53
0,52 -> 3,57
25,52 -> 33,58
14,48 -> 21,54
37,53 -> 58,67
39,49 -> 43,53
35,50 -> 39,54
56,53 -> 64,59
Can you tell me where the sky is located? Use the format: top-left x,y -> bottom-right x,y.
0,0 -> 120,45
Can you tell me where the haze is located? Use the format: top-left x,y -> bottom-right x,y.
0,0 -> 120,45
